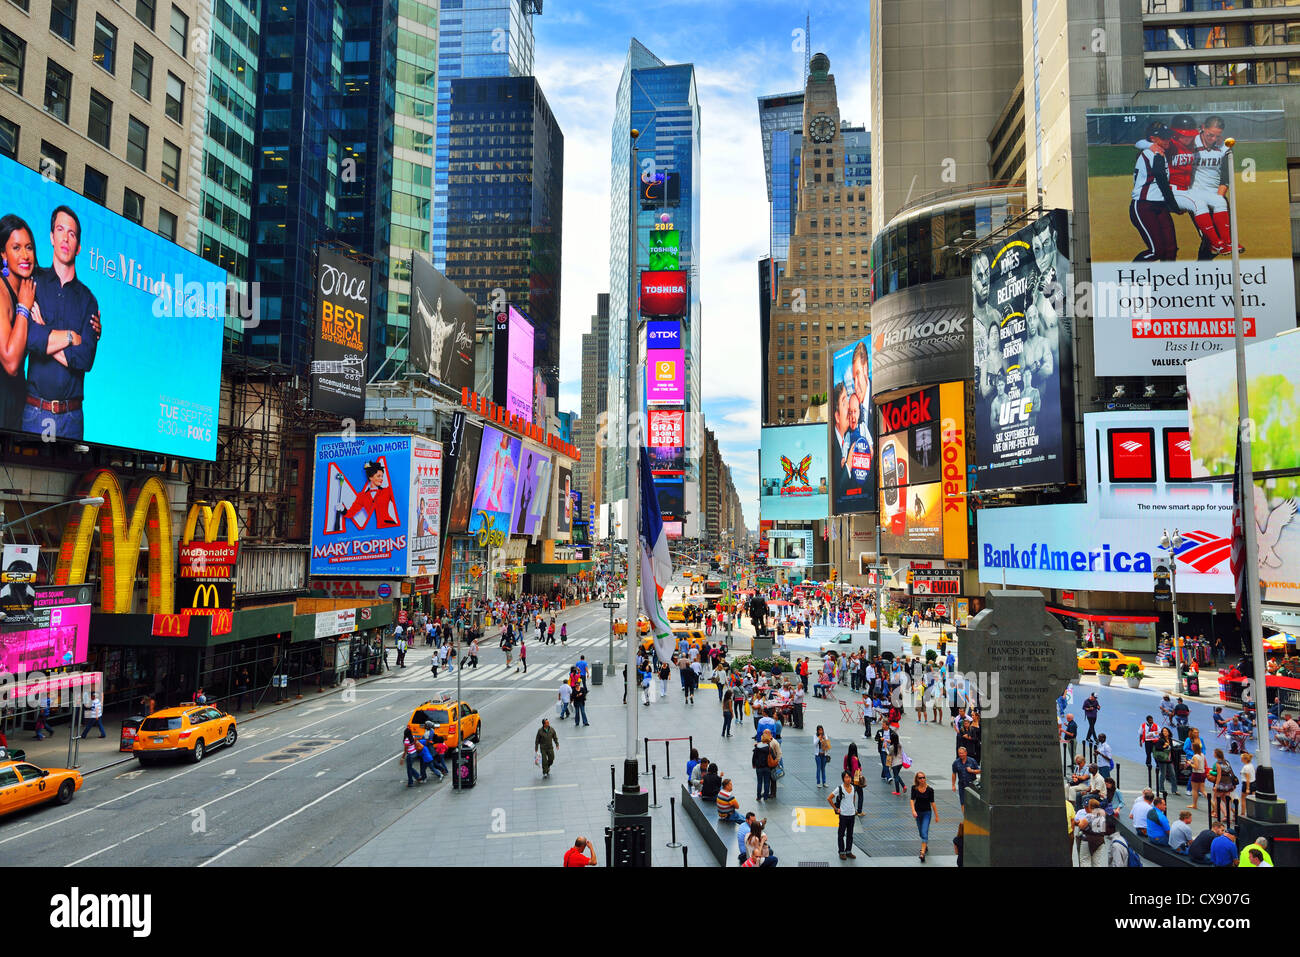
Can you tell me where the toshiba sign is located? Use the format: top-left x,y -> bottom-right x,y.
640,270 -> 688,318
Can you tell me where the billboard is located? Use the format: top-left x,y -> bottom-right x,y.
769,529 -> 813,567
468,425 -> 522,539
1085,107 -> 1295,375
648,228 -> 680,270
645,349 -> 685,404
655,477 -> 685,521
0,544 -> 38,625
0,153 -> 223,458
978,411 -> 1235,594
494,306 -> 535,423
878,382 -> 968,559
649,408 -> 685,475
410,436 -> 443,573
973,209 -> 1075,489
641,172 -> 681,208
310,434 -> 435,577
310,249 -> 370,420
512,442 -> 553,539
445,421 -> 483,535
760,424 -> 830,522
410,252 -> 475,391
640,271 -> 688,318
0,585 -> 92,673
910,567 -> 961,596
869,278 -> 972,393
646,320 -> 681,350
553,462 -> 574,538
829,336 -> 876,515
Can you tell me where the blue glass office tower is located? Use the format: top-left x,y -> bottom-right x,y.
431,0 -> 539,270
757,92 -> 803,263
606,40 -> 701,519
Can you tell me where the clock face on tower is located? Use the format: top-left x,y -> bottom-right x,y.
808,113 -> 835,143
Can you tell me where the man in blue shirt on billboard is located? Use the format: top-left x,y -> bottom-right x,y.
24,206 -> 99,441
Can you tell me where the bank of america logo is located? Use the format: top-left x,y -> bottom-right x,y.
1119,440 -> 1143,453
1173,529 -> 1231,573
1175,440 -> 1191,453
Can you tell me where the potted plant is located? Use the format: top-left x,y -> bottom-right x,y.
911,635 -> 923,651
1124,663 -> 1144,688
1097,658 -> 1113,686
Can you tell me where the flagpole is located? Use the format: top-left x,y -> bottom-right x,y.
1225,139 -> 1272,779
623,129 -> 644,794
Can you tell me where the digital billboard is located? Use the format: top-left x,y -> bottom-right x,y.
973,209 -> 1075,489
310,249 -> 370,420
645,349 -> 685,404
878,382 -> 967,559
641,172 -> 681,208
512,442 -> 553,539
829,336 -> 876,515
760,424 -> 830,522
1085,107 -> 1295,375
768,528 -> 813,568
648,408 -> 685,475
869,279 -> 971,394
648,228 -> 680,270
445,421 -> 483,535
0,585 -> 92,673
640,271 -> 688,318
410,252 -> 475,392
468,425 -> 522,539
0,153 -> 223,458
493,306 -> 535,423
646,320 -> 681,350
0,544 -> 38,625
655,476 -> 685,521
553,463 -> 574,538
410,436 -> 443,574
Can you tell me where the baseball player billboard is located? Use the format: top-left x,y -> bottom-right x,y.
972,209 -> 1075,490
1085,107 -> 1295,376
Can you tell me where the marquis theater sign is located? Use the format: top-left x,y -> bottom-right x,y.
176,501 -> 239,636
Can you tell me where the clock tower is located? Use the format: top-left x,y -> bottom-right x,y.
802,52 -> 842,189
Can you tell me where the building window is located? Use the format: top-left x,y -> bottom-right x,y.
168,5 -> 188,57
0,117 -> 17,158
131,44 -> 152,99
135,0 -> 155,30
126,116 -> 148,170
165,72 -> 183,122
83,165 -> 107,205
93,16 -> 117,74
49,0 -> 77,45
157,207 -> 176,241
39,140 -> 67,184
0,27 -> 24,95
1289,161 -> 1300,203
87,88 -> 112,147
160,138 -> 179,189
44,61 -> 72,123
122,187 -> 144,224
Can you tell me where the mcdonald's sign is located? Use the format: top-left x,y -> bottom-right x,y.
151,613 -> 190,638
178,580 -> 234,614
55,470 -> 175,614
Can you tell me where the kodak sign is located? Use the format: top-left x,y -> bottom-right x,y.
939,381 -> 968,561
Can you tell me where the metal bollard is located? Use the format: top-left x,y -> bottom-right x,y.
642,738 -> 651,775
667,796 -> 682,848
682,845 -> 688,867
663,740 -> 672,779
650,765 -> 661,809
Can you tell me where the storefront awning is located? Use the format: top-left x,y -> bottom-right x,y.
524,562 -> 593,574
1046,606 -> 1159,625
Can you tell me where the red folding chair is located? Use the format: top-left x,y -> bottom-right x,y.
838,700 -> 856,725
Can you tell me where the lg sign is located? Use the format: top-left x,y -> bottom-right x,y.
640,270 -> 688,318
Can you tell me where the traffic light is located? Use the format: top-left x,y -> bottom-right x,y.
830,566 -> 837,581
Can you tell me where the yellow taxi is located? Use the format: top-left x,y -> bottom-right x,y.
667,604 -> 688,623
641,628 -> 708,653
408,698 -> 481,747
0,760 -> 82,817
1077,649 -> 1145,674
613,616 -> 651,636
133,705 -> 237,765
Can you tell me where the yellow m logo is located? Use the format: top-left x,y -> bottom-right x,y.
54,470 -> 175,614
191,583 -> 221,607
183,500 -> 239,545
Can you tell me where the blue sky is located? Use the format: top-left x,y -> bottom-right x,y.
534,0 -> 871,534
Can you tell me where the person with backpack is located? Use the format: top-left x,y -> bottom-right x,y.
1110,833 -> 1142,868
829,771 -> 859,861
1077,797 -> 1108,867
843,742 -> 866,815
753,732 -> 773,801
1210,748 -> 1237,824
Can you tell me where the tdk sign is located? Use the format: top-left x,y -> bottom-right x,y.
646,321 -> 681,349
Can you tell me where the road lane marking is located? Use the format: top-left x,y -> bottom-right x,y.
484,828 -> 564,839
513,783 -> 578,791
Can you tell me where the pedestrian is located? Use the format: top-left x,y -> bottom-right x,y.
1140,714 -> 1160,767
562,836 -> 597,867
951,746 -> 980,808
909,771 -> 939,862
81,692 -> 106,739
1209,748 -> 1237,823
558,680 -> 572,720
873,721 -> 891,782
395,633 -> 407,668
401,727 -> 422,787
721,688 -> 734,738
1077,798 -> 1108,867
744,819 -> 777,867
657,658 -> 671,699
640,662 -> 653,706
885,728 -> 904,795
929,673 -> 944,724
1082,693 -> 1100,743
753,732 -> 773,801
233,670 -> 249,711
1154,727 -> 1180,797
501,632 -> 514,668
534,718 -> 559,778
1096,733 -> 1115,781
576,655 -> 589,691
1240,751 -> 1254,799
548,617 -> 556,645
814,725 -> 831,787
572,680 -> 589,727
843,742 -> 866,815
560,622 -> 568,645
766,730 -> 783,800
419,723 -> 446,781
518,638 -> 527,674
830,771 -> 858,861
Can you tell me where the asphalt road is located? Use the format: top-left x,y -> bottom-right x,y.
0,598 -> 619,867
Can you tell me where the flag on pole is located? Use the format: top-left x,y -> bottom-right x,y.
638,446 -> 677,661
1230,431 -> 1247,624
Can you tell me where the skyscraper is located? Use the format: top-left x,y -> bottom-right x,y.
757,92 -> 804,262
431,0 -> 540,271
443,75 -> 563,402
576,293 -> 609,510
606,39 -> 701,538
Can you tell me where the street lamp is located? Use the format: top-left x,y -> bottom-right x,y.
1160,528 -> 1184,695
0,496 -> 105,545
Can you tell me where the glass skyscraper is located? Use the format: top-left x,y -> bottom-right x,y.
606,40 -> 701,517
431,0 -> 539,270
444,75 -> 563,400
757,93 -> 803,264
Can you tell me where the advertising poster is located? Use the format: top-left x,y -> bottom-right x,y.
0,585 -> 91,673
972,209 -> 1074,489
310,435 -> 413,577
494,306 -> 535,423
0,154 -> 223,458
410,253 -> 475,392
869,278 -> 972,393
1085,108 -> 1295,375
445,420 -> 482,535
0,543 -> 39,625
553,463 -> 574,538
648,228 -> 680,270
759,424 -> 830,522
468,425 -> 522,539
655,477 -> 684,521
768,529 -> 813,568
639,271 -> 688,317
641,171 -> 681,208
829,336 -> 876,515
910,567 -> 961,597
645,320 -> 680,350
310,248 -> 370,420
645,349 -> 685,404
512,442 -> 553,539
409,436 -> 443,574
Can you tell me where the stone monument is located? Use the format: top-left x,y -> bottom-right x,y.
957,590 -> 1077,867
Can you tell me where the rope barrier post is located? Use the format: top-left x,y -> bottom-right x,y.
642,737 -> 651,776
663,740 -> 672,779
650,765 -> 661,809
609,764 -> 616,811
666,796 -> 682,848
682,844 -> 688,867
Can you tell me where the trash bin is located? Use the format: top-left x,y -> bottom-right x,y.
1171,742 -> 1189,786
120,716 -> 145,752
451,741 -> 477,790
591,661 -> 604,686
1185,671 -> 1200,696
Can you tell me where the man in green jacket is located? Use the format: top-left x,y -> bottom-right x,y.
535,718 -> 559,778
